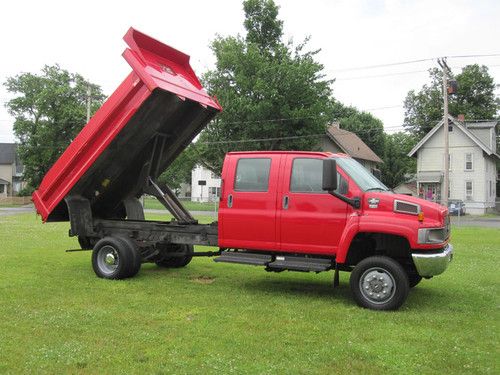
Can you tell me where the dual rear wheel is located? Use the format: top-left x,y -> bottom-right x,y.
91,237 -> 193,279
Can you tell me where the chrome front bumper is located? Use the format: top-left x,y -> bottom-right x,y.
411,244 -> 454,278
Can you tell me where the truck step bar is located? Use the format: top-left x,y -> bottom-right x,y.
214,251 -> 334,272
267,256 -> 333,272
214,251 -> 273,266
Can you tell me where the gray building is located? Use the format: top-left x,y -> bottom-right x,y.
408,117 -> 498,214
0,143 -> 24,197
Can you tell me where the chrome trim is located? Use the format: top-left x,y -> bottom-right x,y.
411,244 -> 453,278
393,199 -> 420,215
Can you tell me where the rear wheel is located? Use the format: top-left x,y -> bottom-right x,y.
92,236 -> 141,279
350,256 -> 409,310
155,244 -> 193,268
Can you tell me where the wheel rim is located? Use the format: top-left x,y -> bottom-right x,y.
96,245 -> 119,275
359,267 -> 396,305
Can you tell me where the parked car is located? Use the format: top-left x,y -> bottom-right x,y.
448,199 -> 466,215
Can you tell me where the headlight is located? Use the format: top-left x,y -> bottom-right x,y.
418,227 -> 449,244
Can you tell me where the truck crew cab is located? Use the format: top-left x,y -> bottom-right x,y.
33,28 -> 453,311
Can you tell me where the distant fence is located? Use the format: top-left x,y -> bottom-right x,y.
0,196 -> 32,205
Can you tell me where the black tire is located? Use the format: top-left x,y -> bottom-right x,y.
155,244 -> 193,268
116,236 -> 142,278
408,273 -> 422,288
350,256 -> 410,311
92,236 -> 141,279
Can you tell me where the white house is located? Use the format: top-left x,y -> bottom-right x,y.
408,116 -> 499,215
191,165 -> 221,202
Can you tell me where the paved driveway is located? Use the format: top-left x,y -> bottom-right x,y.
0,206 -> 34,217
450,215 -> 500,228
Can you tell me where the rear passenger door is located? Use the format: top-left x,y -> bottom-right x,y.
219,154 -> 282,251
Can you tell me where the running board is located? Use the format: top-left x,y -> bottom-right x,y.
267,256 -> 333,272
214,251 -> 333,272
214,252 -> 272,266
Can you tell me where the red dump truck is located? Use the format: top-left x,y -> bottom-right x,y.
33,28 -> 453,310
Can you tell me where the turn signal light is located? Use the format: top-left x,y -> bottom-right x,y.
418,211 -> 425,222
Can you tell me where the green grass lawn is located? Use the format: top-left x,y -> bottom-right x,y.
143,196 -> 218,212
0,213 -> 498,374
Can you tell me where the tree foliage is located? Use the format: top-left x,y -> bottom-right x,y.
197,0 -> 334,172
4,65 -> 105,188
157,146 -> 198,192
379,132 -> 417,189
331,100 -> 386,158
403,64 -> 498,137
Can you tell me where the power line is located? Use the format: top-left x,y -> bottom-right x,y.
330,53 -> 500,73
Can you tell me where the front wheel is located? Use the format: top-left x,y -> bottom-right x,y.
350,256 -> 409,311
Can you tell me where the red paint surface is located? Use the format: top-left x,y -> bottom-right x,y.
219,152 -> 449,261
33,28 -> 221,221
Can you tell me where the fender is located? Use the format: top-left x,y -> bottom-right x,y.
336,214 -> 417,264
335,212 -> 360,263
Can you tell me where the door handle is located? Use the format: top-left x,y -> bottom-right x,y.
228,194 -> 233,208
283,195 -> 289,210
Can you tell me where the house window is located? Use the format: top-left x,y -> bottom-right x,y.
209,187 -> 221,197
443,153 -> 452,171
465,181 -> 473,200
465,153 -> 473,171
234,158 -> 271,192
0,184 -> 4,194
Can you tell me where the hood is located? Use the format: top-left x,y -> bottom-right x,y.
363,192 -> 448,226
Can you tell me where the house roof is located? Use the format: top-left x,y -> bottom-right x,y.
326,125 -> 383,163
0,143 -> 16,164
394,181 -> 418,194
407,116 -> 499,159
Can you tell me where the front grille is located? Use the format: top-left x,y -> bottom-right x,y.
444,215 -> 451,238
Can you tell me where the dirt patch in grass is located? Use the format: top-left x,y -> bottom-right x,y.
190,275 -> 216,284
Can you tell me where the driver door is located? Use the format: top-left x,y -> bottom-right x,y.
279,156 -> 348,255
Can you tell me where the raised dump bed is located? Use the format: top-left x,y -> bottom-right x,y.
33,27 -> 222,223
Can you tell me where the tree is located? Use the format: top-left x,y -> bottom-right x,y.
197,0 -> 334,172
4,65 -> 105,188
331,100 -> 386,158
380,132 -> 417,188
157,146 -> 198,192
403,65 -> 498,137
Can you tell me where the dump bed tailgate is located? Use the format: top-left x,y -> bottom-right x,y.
33,28 -> 221,222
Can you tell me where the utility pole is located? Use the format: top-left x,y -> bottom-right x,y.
86,85 -> 91,123
437,58 -> 451,208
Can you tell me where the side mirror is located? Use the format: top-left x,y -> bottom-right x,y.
322,159 -> 337,191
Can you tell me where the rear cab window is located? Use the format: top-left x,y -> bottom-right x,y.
234,158 -> 271,192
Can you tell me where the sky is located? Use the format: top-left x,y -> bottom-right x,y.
0,0 -> 499,143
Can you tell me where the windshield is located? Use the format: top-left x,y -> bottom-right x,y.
334,157 -> 389,192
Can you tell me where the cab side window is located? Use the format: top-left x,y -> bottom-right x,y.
336,172 -> 348,195
290,158 -> 349,194
290,158 -> 323,193
234,158 -> 271,192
